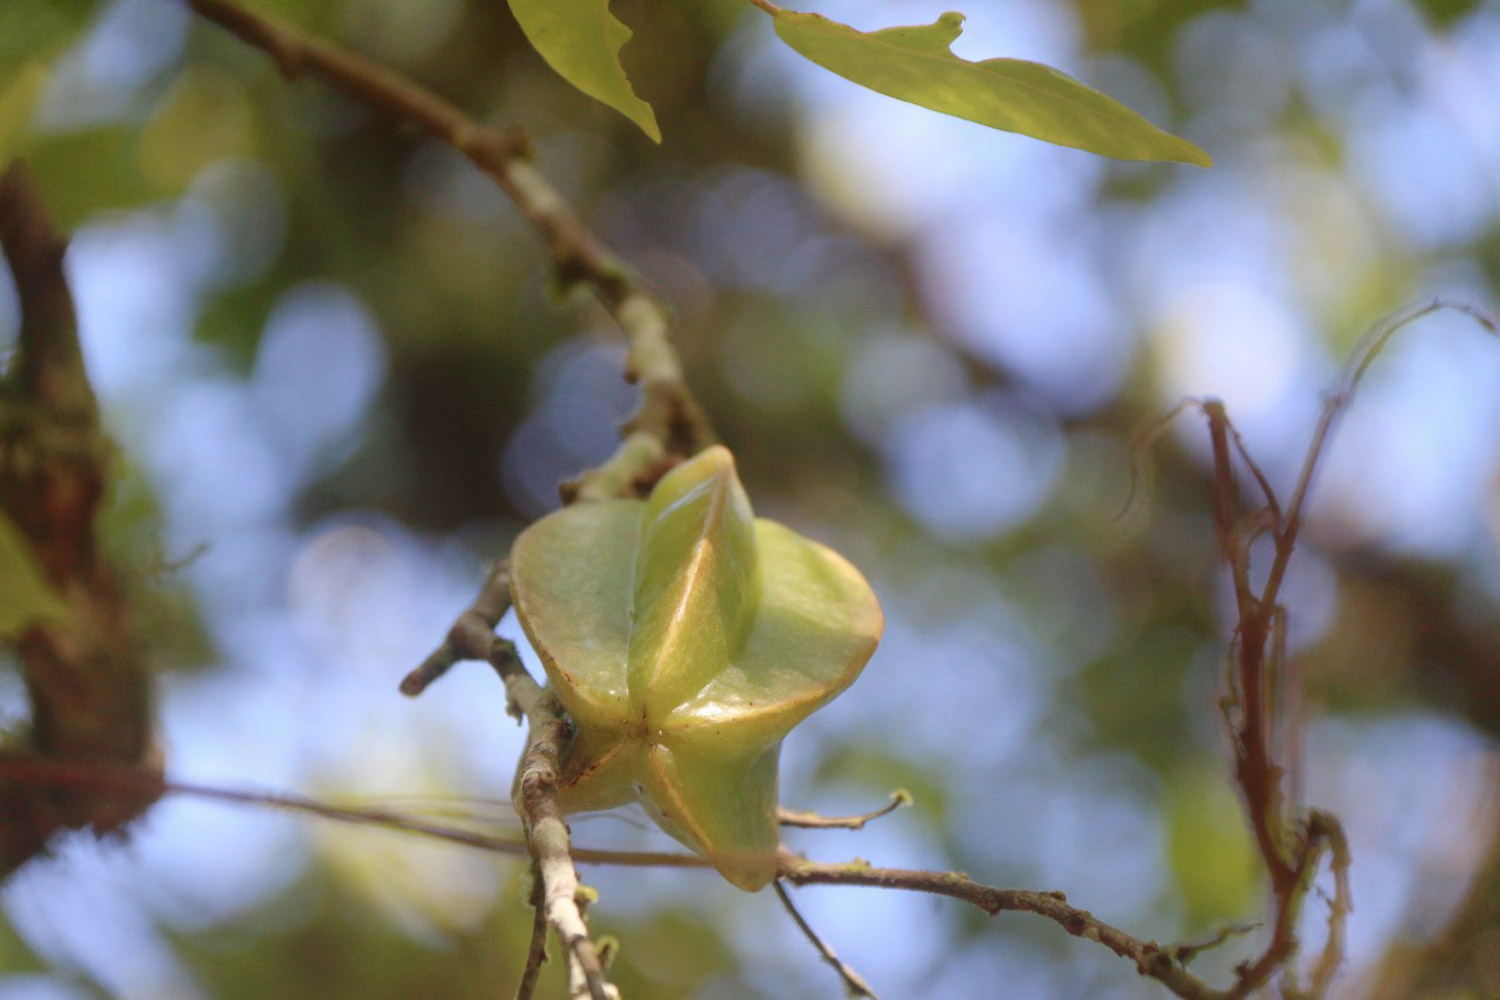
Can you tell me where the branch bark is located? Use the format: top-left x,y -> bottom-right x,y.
493,641 -> 616,1000
398,554 -> 617,998
779,850 -> 1228,1000
0,161 -> 159,876
0,755 -> 1342,1000
183,0 -> 715,479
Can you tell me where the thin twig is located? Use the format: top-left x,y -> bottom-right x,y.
1186,299 -> 1497,999
773,880 -> 880,999
516,866 -> 550,1000
1119,396 -> 1196,521
1265,298 -> 1496,610
777,850 -> 1227,1000
1304,811 -> 1352,999
0,753 -> 1312,1000
1167,923 -> 1258,965
400,559 -> 511,697
183,0 -> 714,466
494,640 -> 615,1000
0,756 -> 703,869
778,790 -> 912,830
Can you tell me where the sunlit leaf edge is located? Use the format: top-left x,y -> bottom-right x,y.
771,8 -> 1211,167
506,0 -> 661,143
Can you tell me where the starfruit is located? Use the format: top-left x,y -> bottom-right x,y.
509,446 -> 882,890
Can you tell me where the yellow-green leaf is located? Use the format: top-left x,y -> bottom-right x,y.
0,511 -> 70,638
771,9 -> 1211,167
510,446 -> 882,890
506,0 -> 661,143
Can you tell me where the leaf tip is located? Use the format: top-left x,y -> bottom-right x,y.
631,109 -> 663,144
1182,143 -> 1213,168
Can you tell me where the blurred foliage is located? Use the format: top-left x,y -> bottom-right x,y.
1164,763 -> 1258,924
3,0 -> 1500,997
0,0 -> 95,67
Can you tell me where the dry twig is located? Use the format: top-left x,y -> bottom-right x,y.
778,790 -> 912,830
492,640 -> 614,1000
400,558 -> 511,697
393,546 -> 616,998
516,870 -> 551,1000
0,756 -> 1340,1000
0,756 -> 703,869
778,850 -> 1227,1000
1176,300 -> 1493,999
183,0 -> 714,498
773,879 -> 881,999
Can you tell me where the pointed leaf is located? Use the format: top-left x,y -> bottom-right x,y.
0,511 -> 70,638
506,0 -> 661,142
771,9 -> 1211,166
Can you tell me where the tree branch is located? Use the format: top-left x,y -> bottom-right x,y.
1169,301 -> 1495,1000
182,0 -> 714,470
773,879 -> 880,999
0,756 -> 705,870
166,7 -> 716,985
395,545 -> 618,996
516,867 -> 551,1000
0,161 -> 159,877
0,754 -> 1338,1000
400,558 -> 511,697
493,640 -> 616,1000
777,850 -> 1227,1000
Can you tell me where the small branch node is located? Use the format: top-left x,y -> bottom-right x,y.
400,559 -> 510,696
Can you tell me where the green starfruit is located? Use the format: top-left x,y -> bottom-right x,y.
510,446 -> 882,890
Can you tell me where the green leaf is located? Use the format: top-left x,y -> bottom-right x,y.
506,0 -> 661,143
0,511 -> 71,638
770,9 -> 1211,167
510,446 -> 883,889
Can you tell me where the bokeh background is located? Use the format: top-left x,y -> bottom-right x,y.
3,0 -> 1500,996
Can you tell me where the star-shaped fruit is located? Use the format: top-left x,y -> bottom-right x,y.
509,445 -> 883,890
